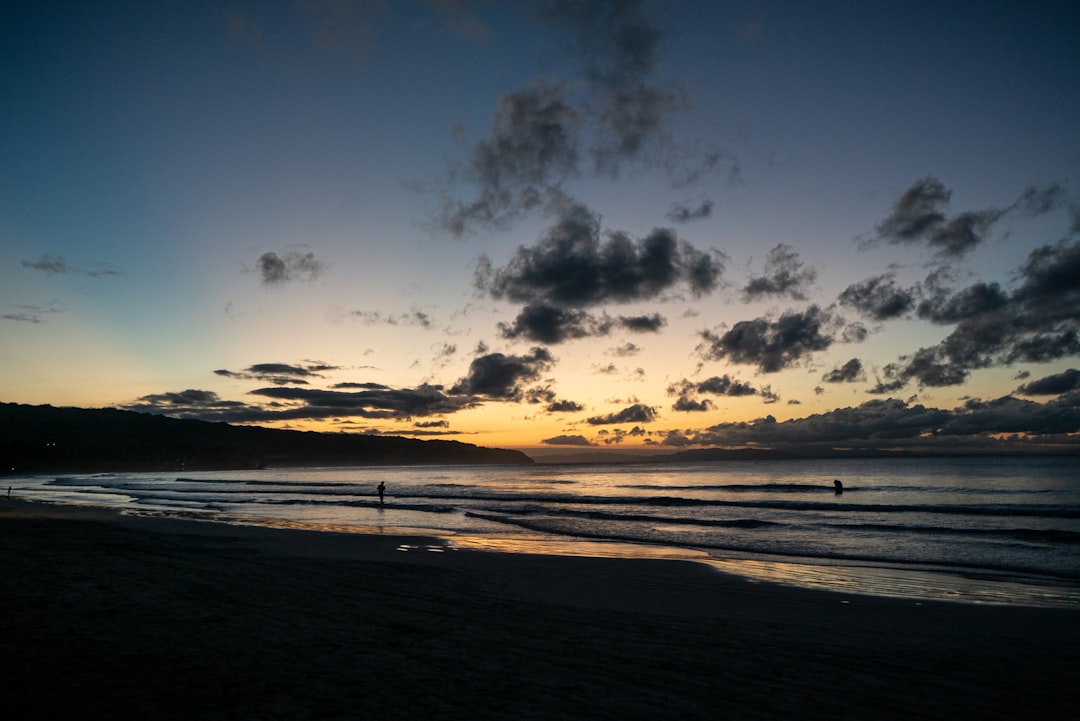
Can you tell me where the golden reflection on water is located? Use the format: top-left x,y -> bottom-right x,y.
447,535 -> 712,561
705,558 -> 1080,608
204,513 -> 453,539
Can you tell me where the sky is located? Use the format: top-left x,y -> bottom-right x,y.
3,0 -> 1080,456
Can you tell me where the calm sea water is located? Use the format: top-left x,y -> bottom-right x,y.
11,456 -> 1080,607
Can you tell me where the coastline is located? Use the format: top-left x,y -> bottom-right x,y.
3,497 -> 1079,720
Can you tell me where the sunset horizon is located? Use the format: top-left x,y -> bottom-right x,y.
4,1 -> 1078,455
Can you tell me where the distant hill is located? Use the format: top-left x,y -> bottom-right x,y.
661,445 -> 1080,462
0,403 -> 533,473
525,448 -> 680,464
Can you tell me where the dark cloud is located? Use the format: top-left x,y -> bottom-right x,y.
841,322 -> 869,344
823,358 -> 866,384
1016,369 -> 1080,396
760,385 -> 780,404
547,399 -> 585,412
450,347 -> 555,400
697,305 -> 835,373
1013,238 -> 1080,313
586,402 -> 657,425
525,386 -> 557,404
668,374 -> 757,400
497,304 -> 611,344
872,177 -> 1000,256
875,177 -> 952,244
838,273 -> 915,321
880,239 -> 1080,391
881,347 -> 971,389
743,244 -> 816,301
666,199 -> 713,223
666,394 -> 1080,450
697,375 -> 757,396
118,342 -> 565,426
414,419 -> 450,428
119,389 -> 252,419
870,178 -> 1065,258
124,377 -> 483,424
471,78 -> 579,185
916,281 -> 1009,324
866,378 -> 907,395
215,362 -> 338,386
926,210 -> 1003,257
476,202 -> 722,307
598,425 -> 648,445
250,384 -> 474,419
618,313 -> 666,333
22,253 -> 121,277
672,396 -> 712,412
257,250 -> 325,285
541,434 -> 594,446
439,80 -> 580,236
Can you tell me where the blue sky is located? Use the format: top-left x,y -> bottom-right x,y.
3,0 -> 1079,454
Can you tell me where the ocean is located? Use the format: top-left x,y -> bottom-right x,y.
10,456 -> 1080,608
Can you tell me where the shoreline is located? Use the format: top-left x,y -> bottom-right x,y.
3,497 -> 1079,719
13,494 -> 1079,609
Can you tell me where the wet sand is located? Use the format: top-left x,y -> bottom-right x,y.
2,498 -> 1078,720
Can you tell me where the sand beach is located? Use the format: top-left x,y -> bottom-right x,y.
2,497 -> 1078,720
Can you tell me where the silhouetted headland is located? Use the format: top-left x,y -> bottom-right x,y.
0,403 -> 532,473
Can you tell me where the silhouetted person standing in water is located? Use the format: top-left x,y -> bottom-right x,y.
834,479 -> 843,495
377,481 -> 385,504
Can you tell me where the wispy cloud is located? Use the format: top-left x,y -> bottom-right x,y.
667,374 -> 760,412
438,0 -> 702,236
257,249 -> 326,285
1,301 -> 64,324
742,244 -> 816,302
350,308 -> 434,329
22,254 -> 121,277
666,199 -> 713,223
214,362 -> 340,386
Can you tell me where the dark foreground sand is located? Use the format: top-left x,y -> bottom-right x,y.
3,499 -> 1078,720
